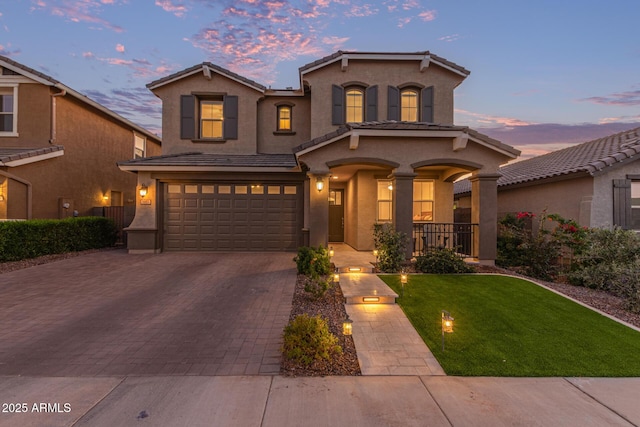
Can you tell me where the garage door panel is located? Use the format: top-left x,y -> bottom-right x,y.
164,182 -> 301,251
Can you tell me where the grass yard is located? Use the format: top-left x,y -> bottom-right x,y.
380,274 -> 640,377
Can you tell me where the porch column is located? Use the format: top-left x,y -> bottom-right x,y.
125,172 -> 160,254
470,173 -> 501,265
391,172 -> 416,259
308,171 -> 331,248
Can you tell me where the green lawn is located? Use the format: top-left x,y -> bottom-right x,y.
380,274 -> 640,377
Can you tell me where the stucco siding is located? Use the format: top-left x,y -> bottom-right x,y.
592,160 -> 640,228
0,83 -> 51,146
257,94 -> 311,153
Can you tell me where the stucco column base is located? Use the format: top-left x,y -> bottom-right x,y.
125,228 -> 160,254
391,172 -> 417,260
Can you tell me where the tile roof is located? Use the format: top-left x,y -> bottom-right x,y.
293,120 -> 518,157
118,152 -> 298,168
454,127 -> 640,194
299,50 -> 470,77
0,146 -> 64,165
146,63 -> 267,92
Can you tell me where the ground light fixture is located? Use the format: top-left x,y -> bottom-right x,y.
441,310 -> 454,351
400,272 -> 408,297
342,315 -> 353,336
333,270 -> 340,284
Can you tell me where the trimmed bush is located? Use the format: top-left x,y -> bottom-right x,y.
373,223 -> 408,273
293,246 -> 331,277
282,314 -> 342,366
0,217 -> 118,262
415,248 -> 474,274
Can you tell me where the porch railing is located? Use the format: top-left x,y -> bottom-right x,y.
412,223 -> 478,258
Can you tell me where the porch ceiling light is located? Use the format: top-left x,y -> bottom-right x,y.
342,314 -> 353,336
139,185 -> 148,198
316,177 -> 324,192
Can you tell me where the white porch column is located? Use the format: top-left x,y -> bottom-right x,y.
470,173 -> 501,265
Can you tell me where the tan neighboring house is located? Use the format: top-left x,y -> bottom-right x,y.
119,51 -> 520,264
454,127 -> 640,230
0,55 -> 162,225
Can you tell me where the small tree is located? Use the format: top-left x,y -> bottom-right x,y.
373,223 -> 408,273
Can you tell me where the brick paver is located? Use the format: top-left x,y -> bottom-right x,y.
0,250 -> 295,376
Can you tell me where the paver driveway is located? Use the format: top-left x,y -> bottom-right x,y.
0,250 -> 296,376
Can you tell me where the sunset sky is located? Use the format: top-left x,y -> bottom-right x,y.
1,0 -> 638,158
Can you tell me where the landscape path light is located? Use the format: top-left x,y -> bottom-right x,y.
441,310 -> 454,351
342,314 -> 353,336
400,271 -> 408,297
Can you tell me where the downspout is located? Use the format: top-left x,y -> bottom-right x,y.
49,86 -> 67,144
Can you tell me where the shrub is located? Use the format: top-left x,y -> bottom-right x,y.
293,246 -> 331,278
302,276 -> 332,300
415,248 -> 474,274
0,217 -> 118,262
568,227 -> 640,312
282,314 -> 342,366
373,223 -> 408,273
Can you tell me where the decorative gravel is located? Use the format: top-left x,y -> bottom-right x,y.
280,275 -> 361,377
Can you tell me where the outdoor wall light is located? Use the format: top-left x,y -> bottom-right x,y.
316,177 -> 324,192
342,315 -> 353,336
139,185 -> 148,198
441,310 -> 454,351
387,183 -> 393,191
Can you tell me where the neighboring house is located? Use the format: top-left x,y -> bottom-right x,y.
119,51 -> 519,264
0,55 -> 161,225
454,127 -> 640,231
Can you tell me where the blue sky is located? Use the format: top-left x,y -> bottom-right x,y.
1,0 -> 639,158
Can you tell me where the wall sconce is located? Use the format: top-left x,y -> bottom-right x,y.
387,183 -> 393,191
342,314 -> 353,336
316,177 -> 324,192
103,194 -> 109,201
139,185 -> 148,198
441,310 -> 454,351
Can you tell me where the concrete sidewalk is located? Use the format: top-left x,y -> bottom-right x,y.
2,375 -> 639,426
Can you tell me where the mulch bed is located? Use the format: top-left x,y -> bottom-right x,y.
280,275 -> 361,377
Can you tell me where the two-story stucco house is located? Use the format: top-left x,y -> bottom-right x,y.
0,55 -> 162,223
119,51 -> 519,264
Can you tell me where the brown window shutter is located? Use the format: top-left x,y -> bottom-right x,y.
223,95 -> 238,140
421,86 -> 434,123
332,85 -> 344,125
180,95 -> 195,139
366,85 -> 378,122
387,86 -> 399,121
613,179 -> 631,229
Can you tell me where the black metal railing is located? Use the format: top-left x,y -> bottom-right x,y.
412,223 -> 478,258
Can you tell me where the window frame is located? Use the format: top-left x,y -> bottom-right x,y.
345,87 -> 365,123
377,180 -> 393,222
134,133 -> 146,159
412,180 -> 435,222
0,84 -> 18,137
275,103 -> 294,133
400,88 -> 419,122
199,97 -> 224,140
631,180 -> 640,231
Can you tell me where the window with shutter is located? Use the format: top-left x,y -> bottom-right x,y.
180,94 -> 239,141
613,179 -> 632,229
332,85 -> 344,125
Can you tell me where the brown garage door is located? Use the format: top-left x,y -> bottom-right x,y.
163,182 -> 302,251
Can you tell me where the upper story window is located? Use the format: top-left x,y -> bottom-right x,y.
401,89 -> 419,122
134,134 -> 146,159
388,85 -> 434,123
277,105 -> 292,131
332,84 -> 378,125
345,88 -> 364,123
0,85 -> 18,136
200,99 -> 223,139
180,94 -> 238,141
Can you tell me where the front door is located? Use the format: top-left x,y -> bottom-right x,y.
328,189 -> 344,242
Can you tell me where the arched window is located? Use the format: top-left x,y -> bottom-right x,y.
400,89 -> 419,122
345,88 -> 364,123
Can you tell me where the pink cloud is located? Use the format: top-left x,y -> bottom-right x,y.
456,108 -> 535,127
83,52 -> 177,79
31,0 -> 125,32
418,10 -> 436,21
155,0 -> 188,17
580,90 -> 640,106
116,43 -> 125,53
438,34 -> 460,42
